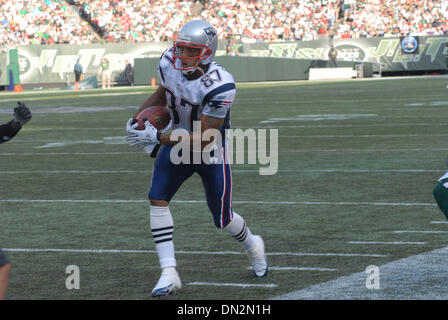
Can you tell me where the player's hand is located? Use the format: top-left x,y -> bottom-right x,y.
126,118 -> 138,133
13,102 -> 32,126
126,118 -> 140,148
126,118 -> 160,147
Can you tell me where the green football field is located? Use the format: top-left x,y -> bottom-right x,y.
1,76 -> 448,300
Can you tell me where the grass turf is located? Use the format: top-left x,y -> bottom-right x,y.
1,77 -> 448,300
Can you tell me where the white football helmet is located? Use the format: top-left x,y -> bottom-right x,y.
173,20 -> 218,75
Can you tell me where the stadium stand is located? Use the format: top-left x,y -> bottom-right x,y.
334,0 -> 448,39
0,0 -> 447,47
0,0 -> 102,47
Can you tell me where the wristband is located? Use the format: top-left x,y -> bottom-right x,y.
156,131 -> 162,143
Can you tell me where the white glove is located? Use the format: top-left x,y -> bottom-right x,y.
126,118 -> 160,147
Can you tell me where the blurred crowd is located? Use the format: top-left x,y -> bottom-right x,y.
1,0 -> 447,48
77,0 -> 199,43
334,0 -> 448,39
0,0 -> 101,47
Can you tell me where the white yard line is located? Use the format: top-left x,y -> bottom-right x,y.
348,241 -> 427,245
1,248 -> 387,258
12,123 -> 448,131
0,199 -> 437,207
2,148 -> 447,156
281,148 -> 448,153
266,252 -> 386,257
0,170 -> 151,174
271,245 -> 448,300
0,169 -> 443,174
282,134 -> 448,138
0,92 -> 148,102
0,152 -> 138,156
188,282 -> 278,288
9,133 -> 448,142
247,266 -> 336,271
393,230 -> 448,234
256,123 -> 448,128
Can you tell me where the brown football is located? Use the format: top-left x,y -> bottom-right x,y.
136,106 -> 171,130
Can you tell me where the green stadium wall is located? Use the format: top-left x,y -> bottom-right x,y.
1,36 -> 446,86
134,56 -> 372,84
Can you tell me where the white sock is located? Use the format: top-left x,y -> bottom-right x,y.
150,205 -> 176,269
224,212 -> 256,251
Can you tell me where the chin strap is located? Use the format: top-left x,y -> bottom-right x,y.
182,66 -> 205,76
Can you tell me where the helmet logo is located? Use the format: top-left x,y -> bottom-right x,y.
204,27 -> 216,41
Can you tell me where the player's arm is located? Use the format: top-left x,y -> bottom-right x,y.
158,114 -> 224,149
133,84 -> 167,118
197,114 -> 224,150
0,121 -> 21,144
0,102 -> 32,144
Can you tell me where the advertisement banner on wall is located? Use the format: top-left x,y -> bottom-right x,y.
14,42 -> 171,85
238,36 -> 447,73
4,35 -> 447,85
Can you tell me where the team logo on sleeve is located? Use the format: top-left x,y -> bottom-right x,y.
208,99 -> 232,109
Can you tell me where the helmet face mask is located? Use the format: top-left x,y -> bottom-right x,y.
172,20 -> 218,75
173,41 -> 212,72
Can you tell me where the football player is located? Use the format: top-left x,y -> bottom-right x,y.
0,102 -> 32,144
433,170 -> 448,220
0,249 -> 10,300
0,102 -> 31,299
126,20 -> 268,297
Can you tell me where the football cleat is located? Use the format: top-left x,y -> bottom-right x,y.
151,267 -> 182,297
246,235 -> 268,278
